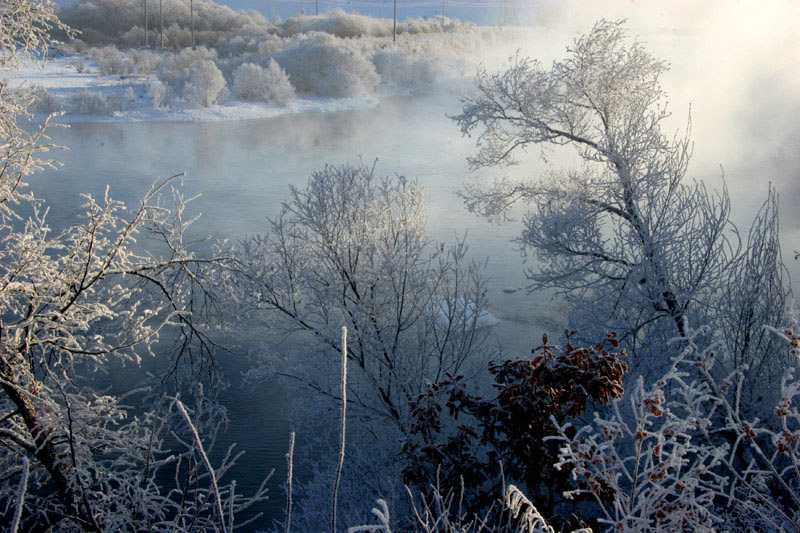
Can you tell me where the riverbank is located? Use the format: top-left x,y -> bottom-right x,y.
8,54 -> 398,123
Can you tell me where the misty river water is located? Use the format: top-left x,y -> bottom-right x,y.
28,86 -> 800,524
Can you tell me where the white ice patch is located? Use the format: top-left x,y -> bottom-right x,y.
437,297 -> 499,329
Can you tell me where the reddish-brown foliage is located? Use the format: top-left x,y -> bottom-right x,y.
402,331 -> 627,526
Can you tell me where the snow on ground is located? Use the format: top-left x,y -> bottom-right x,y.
6,54 -> 382,123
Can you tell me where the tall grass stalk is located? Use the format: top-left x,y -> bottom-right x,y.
285,431 -> 296,532
175,398 -> 227,532
332,326 -> 348,532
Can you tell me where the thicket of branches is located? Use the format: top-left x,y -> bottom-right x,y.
351,18 -> 795,532
0,1 -> 271,530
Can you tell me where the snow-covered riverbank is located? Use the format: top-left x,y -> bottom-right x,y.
7,54 -> 388,122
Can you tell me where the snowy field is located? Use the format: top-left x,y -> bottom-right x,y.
7,53 -> 384,122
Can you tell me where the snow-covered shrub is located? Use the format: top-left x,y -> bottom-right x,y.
146,79 -> 170,110
157,46 -> 219,90
71,56 -> 86,73
231,60 -> 294,105
28,85 -> 59,114
217,53 -> 255,82
66,90 -> 115,115
121,25 -> 145,48
273,33 -> 378,97
233,21 -> 275,41
216,34 -> 250,58
400,15 -> 469,35
280,9 -> 391,39
183,59 -> 227,107
129,49 -> 160,75
163,22 -> 192,49
61,38 -> 88,54
373,47 -> 437,93
59,0 -> 272,46
89,45 -> 129,75
215,23 -> 273,57
257,34 -> 284,57
551,318 -> 800,531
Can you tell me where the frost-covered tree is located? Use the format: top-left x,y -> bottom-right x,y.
453,20 -> 788,384
237,163 -> 492,432
0,2 -> 267,529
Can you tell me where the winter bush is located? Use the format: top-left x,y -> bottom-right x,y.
28,85 -> 59,114
550,314 -> 800,531
182,59 -> 227,107
403,332 -> 627,529
373,47 -> 437,93
163,22 -> 193,49
60,38 -> 88,54
400,15 -> 469,35
89,45 -> 129,75
66,89 -> 115,115
231,60 -> 294,105
129,49 -> 160,75
121,25 -> 145,48
273,33 -> 379,97
146,79 -> 171,110
216,34 -> 253,58
257,34 -> 284,57
70,56 -> 85,72
280,8 -> 392,39
156,46 -> 219,90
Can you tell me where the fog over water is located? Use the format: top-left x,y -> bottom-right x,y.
28,4 -> 800,524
